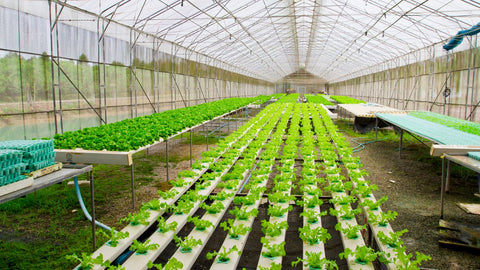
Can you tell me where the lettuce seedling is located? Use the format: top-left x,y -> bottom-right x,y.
195,181 -> 212,190
220,219 -> 252,239
209,191 -> 234,201
351,184 -> 378,198
272,182 -> 294,192
141,199 -> 167,211
229,207 -> 259,220
297,196 -> 324,209
392,246 -> 431,269
147,258 -> 183,270
217,180 -> 240,190
188,216 -> 214,231
201,172 -> 217,181
65,253 -> 104,270
234,194 -> 258,206
157,189 -> 179,200
325,182 -> 345,193
292,251 -> 338,270
249,186 -> 267,196
300,209 -> 327,224
324,167 -> 341,175
171,200 -> 194,215
299,226 -> 331,245
200,201 -> 225,214
173,235 -> 202,253
335,223 -> 366,239
157,216 -> 178,233
268,192 -> 295,204
377,229 -> 408,248
340,246 -> 378,265
96,228 -> 129,247
120,210 -> 150,226
206,246 -> 241,263
129,239 -> 159,255
301,185 -> 323,196
267,204 -> 292,217
183,190 -> 208,202
359,196 -> 388,211
258,262 -> 282,270
329,195 -> 357,206
177,170 -> 197,179
191,160 -> 207,171
261,220 -> 288,238
367,210 -> 397,227
170,178 -> 188,188
260,237 -> 286,258
329,205 -> 362,220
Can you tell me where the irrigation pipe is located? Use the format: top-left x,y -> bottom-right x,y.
351,137 -> 387,153
74,176 -> 113,232
238,164 -> 257,193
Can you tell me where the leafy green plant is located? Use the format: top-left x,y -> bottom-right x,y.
297,196 -> 324,209
258,262 -> 282,270
300,209 -> 327,224
217,180 -> 239,190
229,207 -> 259,220
129,239 -> 159,255
260,237 -> 286,258
351,184 -> 378,198
340,246 -> 377,265
268,192 -> 295,204
65,253 -> 104,270
188,216 -> 214,231
391,246 -> 432,269
301,185 -> 323,196
249,185 -> 267,196
200,201 -> 225,214
335,223 -> 366,239
272,181 -> 294,192
157,216 -> 178,233
261,220 -> 288,238
178,170 -> 197,179
325,182 -> 345,193
195,181 -> 212,190
220,219 -> 252,239
171,200 -> 194,215
299,226 -> 331,245
377,229 -> 408,248
96,228 -> 129,247
206,246 -> 241,263
329,195 -> 357,205
158,189 -> 179,200
104,264 -> 126,270
367,210 -> 398,227
183,190 -> 207,202
359,196 -> 388,211
141,199 -> 167,211
170,178 -> 188,188
147,258 -> 183,270
267,204 -> 292,217
209,191 -> 234,201
234,194 -> 259,205
292,251 -> 338,269
120,210 -> 150,226
329,205 -> 362,220
173,235 -> 202,253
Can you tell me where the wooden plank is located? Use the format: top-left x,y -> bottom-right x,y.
55,149 -> 132,166
456,203 -> 480,215
430,144 -> 480,157
0,177 -> 33,197
28,162 -> 63,179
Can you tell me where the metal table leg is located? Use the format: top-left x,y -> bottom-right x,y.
375,117 -> 378,141
130,164 -> 135,210
399,129 -> 403,159
166,139 -> 169,181
440,157 -> 447,219
190,129 -> 193,167
90,171 -> 96,251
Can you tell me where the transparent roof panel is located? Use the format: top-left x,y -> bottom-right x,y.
66,0 -> 480,82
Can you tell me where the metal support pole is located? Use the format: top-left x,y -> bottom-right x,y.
166,139 -> 169,181
399,129 -> 403,159
375,117 -> 378,141
90,171 -> 96,251
206,122 -> 209,151
440,157 -> 446,219
446,160 -> 451,193
190,129 -> 193,167
130,164 -> 135,210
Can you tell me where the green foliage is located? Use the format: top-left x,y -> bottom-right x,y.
234,194 -> 259,205
200,201 -> 225,214
261,220 -> 289,238
178,170 -> 197,179
329,195 -> 357,205
220,219 -> 252,239
377,229 -> 408,248
267,204 -> 292,217
367,210 -> 398,226
147,258 -> 183,270
330,95 -> 365,104
300,209 -> 327,224
299,226 -> 331,245
260,238 -> 286,258
258,262 -> 282,270
359,196 -> 388,211
157,216 -> 178,233
335,223 -> 366,239
129,239 -> 159,255
329,205 -> 362,220
157,189 -> 179,200
173,235 -> 202,253
229,207 -> 259,220
392,246 -> 432,269
188,216 -> 214,231
170,178 -> 189,188
268,192 -> 295,204
340,246 -> 378,265
120,210 -> 150,226
292,251 -> 338,269
141,199 -> 166,211
209,191 -> 234,201
171,200 -> 194,215
206,246 -> 241,263
410,111 -> 480,137
65,253 -> 104,270
96,228 -> 129,248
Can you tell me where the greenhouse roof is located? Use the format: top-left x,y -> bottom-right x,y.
64,0 -> 479,82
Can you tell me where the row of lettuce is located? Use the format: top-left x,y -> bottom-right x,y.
68,103 -> 431,270
53,95 -> 281,152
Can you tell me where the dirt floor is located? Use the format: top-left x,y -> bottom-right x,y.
342,129 -> 480,269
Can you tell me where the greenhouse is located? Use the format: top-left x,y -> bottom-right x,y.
0,1 -> 479,269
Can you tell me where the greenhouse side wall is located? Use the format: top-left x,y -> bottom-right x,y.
329,42 -> 480,122
0,2 -> 274,141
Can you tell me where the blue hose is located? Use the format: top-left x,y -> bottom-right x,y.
73,176 -> 113,232
351,137 -> 387,153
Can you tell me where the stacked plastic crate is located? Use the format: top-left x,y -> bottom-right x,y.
0,149 -> 27,186
0,140 -> 56,186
